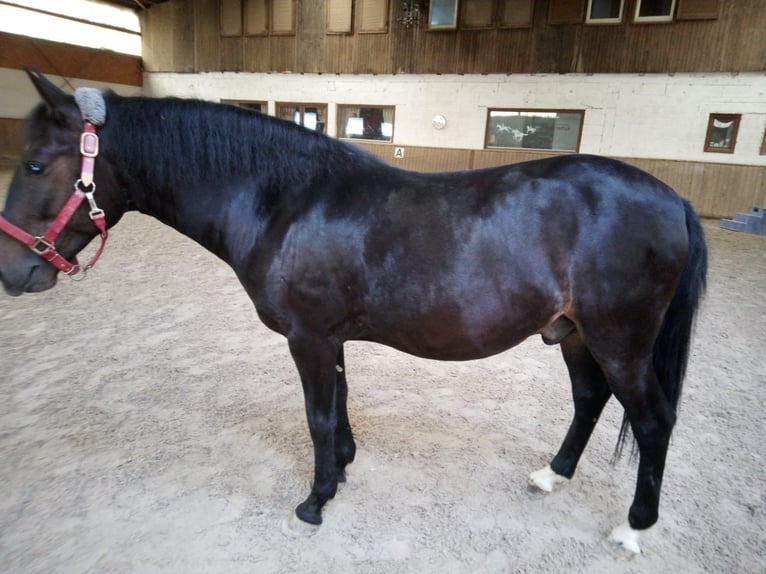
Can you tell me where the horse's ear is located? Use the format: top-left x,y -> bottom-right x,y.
26,69 -> 79,125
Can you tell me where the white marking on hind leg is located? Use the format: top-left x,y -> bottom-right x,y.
528,464 -> 569,493
609,522 -> 642,555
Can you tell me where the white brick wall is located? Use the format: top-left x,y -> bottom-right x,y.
144,71 -> 766,166
3,67 -> 764,167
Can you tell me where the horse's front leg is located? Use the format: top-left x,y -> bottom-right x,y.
288,333 -> 341,526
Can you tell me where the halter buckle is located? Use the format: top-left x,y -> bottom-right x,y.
80,131 -> 99,157
30,236 -> 55,254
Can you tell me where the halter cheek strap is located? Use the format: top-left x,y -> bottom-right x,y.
0,121 -> 108,277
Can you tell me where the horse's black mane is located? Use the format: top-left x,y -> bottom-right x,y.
100,94 -> 381,195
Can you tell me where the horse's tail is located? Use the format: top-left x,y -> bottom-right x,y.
615,199 -> 708,458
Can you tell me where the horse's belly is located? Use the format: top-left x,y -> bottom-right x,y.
375,330 -> 532,362
363,295 -> 555,361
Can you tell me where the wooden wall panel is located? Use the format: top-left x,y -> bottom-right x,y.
325,35 -> 355,73
170,1 -> 196,72
141,3 -> 175,73
677,0 -> 721,20
194,0 -> 221,71
141,0 -> 766,74
297,1 -> 325,72
354,32 -> 392,73
0,119 -> 24,163
356,143 -> 472,172
456,30 -> 497,73
0,32 -> 141,86
220,37 -> 244,71
244,37 -> 271,71
144,0 -> 213,71
718,0 -> 766,72
626,158 -> 766,218
353,142 -> 766,218
470,148 -> 566,167
271,37 -> 297,71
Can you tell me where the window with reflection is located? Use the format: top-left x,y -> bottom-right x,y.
586,0 -> 625,23
277,103 -> 327,133
221,100 -> 267,113
338,106 -> 394,142
704,113 -> 740,153
429,0 -> 459,28
634,0 -> 676,22
486,109 -> 584,152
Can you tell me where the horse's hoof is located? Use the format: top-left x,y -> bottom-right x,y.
608,522 -> 641,556
281,511 -> 321,538
528,465 -> 569,493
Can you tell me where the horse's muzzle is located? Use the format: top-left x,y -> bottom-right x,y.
0,257 -> 58,296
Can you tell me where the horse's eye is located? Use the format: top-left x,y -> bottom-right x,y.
25,161 -> 44,175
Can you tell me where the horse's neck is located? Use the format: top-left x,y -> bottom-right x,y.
133,177 -> 273,266
105,99 -> 335,265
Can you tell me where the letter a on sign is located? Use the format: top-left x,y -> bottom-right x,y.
394,147 -> 405,159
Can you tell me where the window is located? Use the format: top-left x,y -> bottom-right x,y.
271,0 -> 295,34
278,104 -> 327,133
586,0 -> 624,23
499,0 -> 535,27
220,0 -> 294,37
462,0 -> 494,29
245,0 -> 268,35
220,0 -> 243,36
222,100 -> 267,114
360,0 -> 389,32
634,0 -> 677,22
327,0 -> 353,34
460,0 -> 535,29
486,110 -> 584,152
704,114 -> 740,154
338,106 -> 395,142
429,0 -> 459,29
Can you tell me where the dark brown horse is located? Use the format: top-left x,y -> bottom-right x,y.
0,72 -> 707,554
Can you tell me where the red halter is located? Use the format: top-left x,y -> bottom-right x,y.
0,122 -> 108,277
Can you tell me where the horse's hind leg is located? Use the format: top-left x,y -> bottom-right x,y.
334,346 -> 356,482
529,330 -> 611,492
604,358 -> 676,554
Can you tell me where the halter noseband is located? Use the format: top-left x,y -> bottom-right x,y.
0,121 -> 108,278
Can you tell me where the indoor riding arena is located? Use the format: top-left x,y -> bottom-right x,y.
0,2 -> 764,573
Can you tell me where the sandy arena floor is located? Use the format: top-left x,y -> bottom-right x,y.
0,168 -> 764,573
